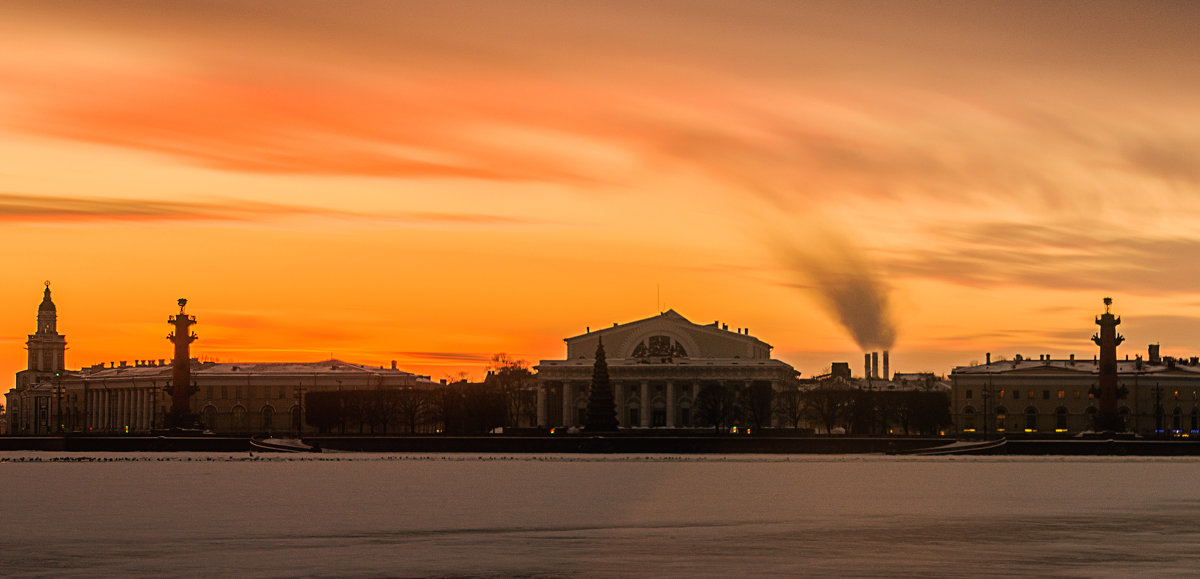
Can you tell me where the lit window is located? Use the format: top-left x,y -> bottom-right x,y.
1028,391 -> 1035,399
1058,390 -> 1066,400
998,390 -> 1006,399
1074,391 -> 1081,399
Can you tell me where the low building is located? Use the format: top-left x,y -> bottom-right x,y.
951,304 -> 1200,436
534,310 -> 800,429
5,286 -> 437,435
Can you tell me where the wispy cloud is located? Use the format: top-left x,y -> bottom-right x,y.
0,192 -> 542,227
886,221 -> 1200,295
394,351 -> 494,363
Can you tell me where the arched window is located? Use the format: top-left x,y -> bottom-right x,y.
1025,407 -> 1038,432
994,406 -> 1008,431
232,405 -> 247,432
1055,407 -> 1068,430
962,406 -> 976,431
202,405 -> 217,430
262,406 -> 275,433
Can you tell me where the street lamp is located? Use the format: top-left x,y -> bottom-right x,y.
294,382 -> 306,437
53,373 -> 65,434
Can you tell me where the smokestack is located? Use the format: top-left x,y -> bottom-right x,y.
986,352 -> 991,365
1149,344 -> 1161,364
883,350 -> 889,381
871,352 -> 879,379
864,353 -> 871,379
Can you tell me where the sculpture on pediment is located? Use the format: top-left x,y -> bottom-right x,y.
631,335 -> 688,362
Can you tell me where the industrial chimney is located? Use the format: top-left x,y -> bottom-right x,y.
882,350 -> 889,381
871,352 -> 879,380
864,353 -> 871,379
1149,343 -> 1161,364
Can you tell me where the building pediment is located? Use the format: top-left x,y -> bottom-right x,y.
562,310 -> 771,361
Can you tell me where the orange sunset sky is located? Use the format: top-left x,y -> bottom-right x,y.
3,1 -> 1200,385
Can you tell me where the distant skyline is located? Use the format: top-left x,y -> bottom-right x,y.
3,1 -> 1200,382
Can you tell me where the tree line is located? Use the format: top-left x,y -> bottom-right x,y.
692,380 -> 950,435
303,355 -> 536,435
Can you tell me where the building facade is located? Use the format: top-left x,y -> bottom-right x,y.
951,301 -> 1200,437
5,287 -> 437,435
535,310 -> 799,429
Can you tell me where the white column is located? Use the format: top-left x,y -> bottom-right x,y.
614,382 -> 625,428
666,381 -> 677,428
536,385 -> 547,428
561,382 -> 574,427
640,381 -> 651,427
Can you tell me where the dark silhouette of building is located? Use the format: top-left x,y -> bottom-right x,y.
6,286 -> 437,435
6,283 -> 68,433
951,298 -> 1200,437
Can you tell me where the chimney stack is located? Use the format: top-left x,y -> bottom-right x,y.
882,350 -> 889,381
871,352 -> 879,380
986,352 -> 991,365
864,353 -> 871,379
1149,344 -> 1161,364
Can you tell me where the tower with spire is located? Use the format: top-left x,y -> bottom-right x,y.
27,281 -> 66,375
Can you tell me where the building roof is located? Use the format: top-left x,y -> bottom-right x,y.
564,309 -> 771,348
76,359 -> 434,382
952,357 -> 1200,376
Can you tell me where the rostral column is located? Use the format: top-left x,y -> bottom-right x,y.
1091,297 -> 1124,431
168,298 -> 198,422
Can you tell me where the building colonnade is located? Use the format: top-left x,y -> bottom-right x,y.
536,378 -> 779,429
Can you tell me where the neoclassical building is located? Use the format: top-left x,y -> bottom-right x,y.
5,286 -> 437,435
535,310 -> 799,429
951,301 -> 1200,436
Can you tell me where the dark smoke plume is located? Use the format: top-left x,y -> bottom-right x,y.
775,232 -> 897,351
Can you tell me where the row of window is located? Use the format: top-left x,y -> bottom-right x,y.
965,389 -> 1200,400
962,406 -> 1200,432
965,389 -> 1090,401
206,385 -> 299,401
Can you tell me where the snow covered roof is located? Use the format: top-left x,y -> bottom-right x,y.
77,359 -> 432,381
952,357 -> 1200,376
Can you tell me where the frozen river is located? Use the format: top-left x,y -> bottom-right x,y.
3,453 -> 1200,577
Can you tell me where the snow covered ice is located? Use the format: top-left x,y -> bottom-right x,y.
4,453 -> 1200,576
